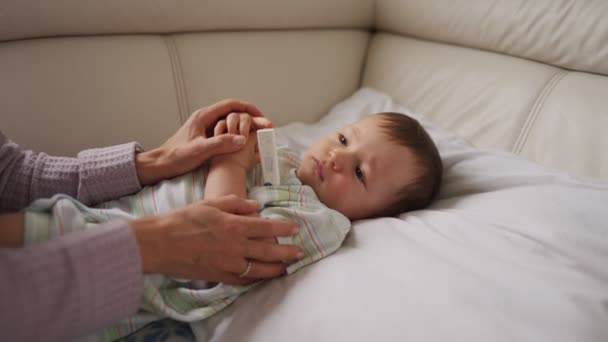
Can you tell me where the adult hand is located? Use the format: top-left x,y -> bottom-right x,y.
136,99 -> 273,185
130,195 -> 302,285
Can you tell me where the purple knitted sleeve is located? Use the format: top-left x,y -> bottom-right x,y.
0,220 -> 143,341
0,131 -> 144,340
0,131 -> 142,212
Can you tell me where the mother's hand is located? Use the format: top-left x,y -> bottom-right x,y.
130,195 -> 302,285
136,99 -> 273,185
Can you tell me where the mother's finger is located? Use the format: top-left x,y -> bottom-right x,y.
232,215 -> 299,238
209,256 -> 261,277
254,237 -> 277,244
202,196 -> 259,216
197,99 -> 265,127
243,239 -> 303,263
214,119 -> 227,136
241,261 -> 287,279
217,273 -> 258,286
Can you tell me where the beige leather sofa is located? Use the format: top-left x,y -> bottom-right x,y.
2,1 -> 608,341
2,0 -> 606,181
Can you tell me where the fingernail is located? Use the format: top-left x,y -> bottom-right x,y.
291,225 -> 300,234
233,135 -> 245,145
296,251 -> 305,259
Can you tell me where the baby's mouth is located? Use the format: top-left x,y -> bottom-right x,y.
312,157 -> 324,181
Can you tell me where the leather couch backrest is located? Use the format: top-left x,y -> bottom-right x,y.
377,0 -> 608,75
0,1 -> 372,156
366,0 -> 608,179
1,0 -> 606,180
0,1 -> 374,41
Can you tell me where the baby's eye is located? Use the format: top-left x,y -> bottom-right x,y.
338,133 -> 347,145
355,166 -> 364,180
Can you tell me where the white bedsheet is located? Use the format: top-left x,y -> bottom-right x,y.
191,88 -> 608,342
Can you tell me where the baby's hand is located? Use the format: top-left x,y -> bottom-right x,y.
212,134 -> 258,171
214,112 -> 254,137
213,113 -> 259,171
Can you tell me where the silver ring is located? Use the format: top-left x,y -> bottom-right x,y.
238,261 -> 253,278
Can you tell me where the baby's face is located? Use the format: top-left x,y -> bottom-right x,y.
296,115 -> 417,220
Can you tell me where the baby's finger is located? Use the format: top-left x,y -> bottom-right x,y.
226,112 -> 240,135
214,120 -> 227,136
239,113 -> 252,136
252,116 -> 273,129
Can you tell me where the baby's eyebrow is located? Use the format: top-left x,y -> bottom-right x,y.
366,156 -> 378,187
350,126 -> 362,141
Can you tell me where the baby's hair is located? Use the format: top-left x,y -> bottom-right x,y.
374,112 -> 443,217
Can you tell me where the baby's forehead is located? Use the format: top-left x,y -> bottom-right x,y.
351,114 -> 382,126
343,117 -> 381,136
370,145 -> 417,185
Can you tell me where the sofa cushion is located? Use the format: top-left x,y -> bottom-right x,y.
0,0 -> 374,42
377,0 -> 608,75
0,36 -> 182,156
0,30 -> 369,156
516,71 -> 608,179
363,33 -> 608,180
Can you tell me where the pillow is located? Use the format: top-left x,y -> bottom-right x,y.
191,87 -> 608,342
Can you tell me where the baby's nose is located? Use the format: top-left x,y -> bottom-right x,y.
328,149 -> 348,171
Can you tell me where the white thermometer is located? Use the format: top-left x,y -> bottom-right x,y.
257,128 -> 280,186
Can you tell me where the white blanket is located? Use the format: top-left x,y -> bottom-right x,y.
191,88 -> 608,342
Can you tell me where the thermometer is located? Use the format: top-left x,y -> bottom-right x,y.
257,128 -> 280,186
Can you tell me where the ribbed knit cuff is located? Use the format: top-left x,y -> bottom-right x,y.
77,142 -> 143,205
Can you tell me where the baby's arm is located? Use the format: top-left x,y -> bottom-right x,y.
204,156 -> 249,199
204,116 -> 258,200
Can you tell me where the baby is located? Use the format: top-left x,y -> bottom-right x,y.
295,112 -> 442,219
23,112 -> 442,341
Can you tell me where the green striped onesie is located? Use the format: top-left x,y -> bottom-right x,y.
23,147 -> 351,341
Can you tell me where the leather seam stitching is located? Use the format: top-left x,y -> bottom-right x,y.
164,35 -> 190,123
512,70 -> 568,154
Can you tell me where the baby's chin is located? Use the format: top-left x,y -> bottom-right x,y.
295,167 -> 310,186
295,167 -> 322,195
295,177 -> 352,218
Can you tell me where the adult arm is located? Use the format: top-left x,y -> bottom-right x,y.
0,131 -> 142,212
0,133 -> 142,341
0,100 -> 272,213
1,193 -> 303,341
0,99 -> 285,340
0,218 -> 143,342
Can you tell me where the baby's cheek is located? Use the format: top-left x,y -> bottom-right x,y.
319,189 -> 342,211
330,178 -> 350,194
